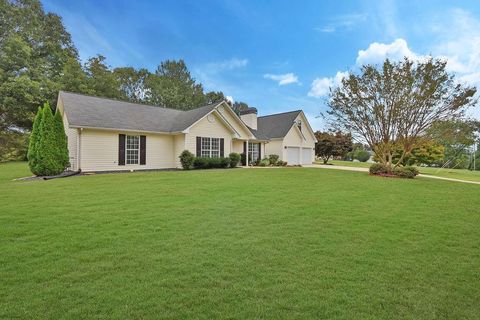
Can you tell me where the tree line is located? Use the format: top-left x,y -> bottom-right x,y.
0,0 -> 250,161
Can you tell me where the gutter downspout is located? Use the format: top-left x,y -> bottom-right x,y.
77,128 -> 82,171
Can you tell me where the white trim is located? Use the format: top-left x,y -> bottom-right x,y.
125,135 -> 140,165
297,111 -> 317,143
69,125 -> 179,135
182,101 -> 255,139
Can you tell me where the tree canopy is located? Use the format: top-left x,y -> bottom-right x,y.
314,131 -> 353,164
327,57 -> 477,171
1,0 -> 250,161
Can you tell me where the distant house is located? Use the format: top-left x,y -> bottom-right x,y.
57,91 -> 317,172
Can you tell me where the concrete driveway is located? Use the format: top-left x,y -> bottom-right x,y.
303,164 -> 480,185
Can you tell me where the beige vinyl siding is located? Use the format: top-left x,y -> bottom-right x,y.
281,113 -> 316,163
232,140 -> 244,154
57,98 -> 78,170
173,134 -> 185,168
80,129 -> 175,172
265,140 -> 283,160
216,107 -> 252,139
185,112 -> 233,156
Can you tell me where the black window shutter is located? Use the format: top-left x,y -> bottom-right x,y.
196,137 -> 201,157
243,141 -> 246,154
140,135 -> 146,165
258,143 -> 261,160
118,134 -> 126,165
220,138 -> 224,157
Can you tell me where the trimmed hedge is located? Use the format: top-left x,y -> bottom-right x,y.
369,163 -> 389,175
228,152 -> 241,168
393,166 -> 419,178
369,163 -> 419,178
193,157 -> 230,169
179,150 -> 195,169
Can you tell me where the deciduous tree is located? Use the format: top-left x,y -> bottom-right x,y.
327,57 -> 476,172
314,131 -> 352,164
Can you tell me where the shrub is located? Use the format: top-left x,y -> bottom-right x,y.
393,166 -> 419,178
35,104 -> 66,176
354,149 -> 370,162
228,152 -> 241,168
193,157 -> 230,169
369,163 -> 388,175
277,160 -> 287,166
179,150 -> 195,169
268,154 -> 279,166
219,157 -> 230,168
259,158 -> 270,167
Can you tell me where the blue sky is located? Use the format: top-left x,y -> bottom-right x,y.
42,0 -> 480,129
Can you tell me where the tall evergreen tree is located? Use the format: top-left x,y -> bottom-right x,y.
27,106 -> 43,174
53,108 -> 69,169
35,103 -> 63,175
85,55 -> 123,99
146,60 -> 206,110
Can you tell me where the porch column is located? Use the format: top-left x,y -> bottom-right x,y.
246,140 -> 249,166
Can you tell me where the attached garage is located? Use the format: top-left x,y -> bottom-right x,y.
286,147 -> 300,165
302,148 -> 313,165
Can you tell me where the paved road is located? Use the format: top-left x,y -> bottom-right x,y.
303,164 -> 480,185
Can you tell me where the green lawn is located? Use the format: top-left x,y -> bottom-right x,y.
318,160 -> 480,182
1,162 -> 479,319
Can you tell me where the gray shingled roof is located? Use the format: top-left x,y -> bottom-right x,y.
60,91 -> 218,133
60,91 -> 303,140
256,110 -> 301,139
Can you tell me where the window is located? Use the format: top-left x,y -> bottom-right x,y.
248,143 -> 259,162
297,120 -> 302,132
201,137 -> 220,158
126,135 -> 140,164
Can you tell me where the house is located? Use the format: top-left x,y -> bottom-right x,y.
57,91 -> 317,172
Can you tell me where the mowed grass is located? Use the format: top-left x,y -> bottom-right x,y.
1,162 -> 480,319
318,160 -> 480,182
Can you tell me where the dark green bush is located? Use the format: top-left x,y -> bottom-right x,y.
193,157 -> 230,169
268,154 -> 279,166
369,163 -> 388,175
228,152 -> 241,168
35,104 -> 67,176
354,149 -> 370,162
219,157 -> 230,168
393,166 -> 419,178
276,160 -> 287,166
179,150 -> 195,169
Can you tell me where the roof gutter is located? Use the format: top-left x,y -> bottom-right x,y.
69,125 -> 183,135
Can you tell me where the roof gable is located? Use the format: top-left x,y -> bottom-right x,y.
255,110 -> 302,139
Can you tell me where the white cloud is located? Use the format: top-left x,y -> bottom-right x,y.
355,38 -> 425,66
225,95 -> 234,103
316,13 -> 367,33
264,73 -> 299,85
206,58 -> 248,71
308,71 -> 348,98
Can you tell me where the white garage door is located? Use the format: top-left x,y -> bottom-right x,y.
302,148 -> 313,164
286,147 -> 300,165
